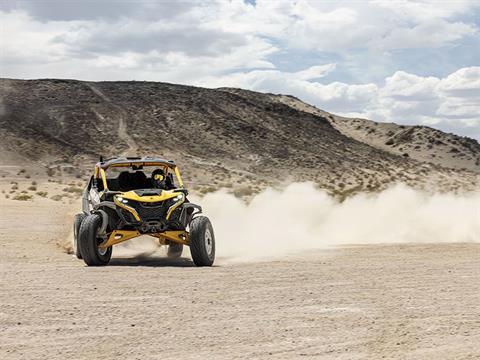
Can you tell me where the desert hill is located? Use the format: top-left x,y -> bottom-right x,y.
0,78 -> 478,196
233,89 -> 480,173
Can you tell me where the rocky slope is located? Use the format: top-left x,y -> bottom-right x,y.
267,91 -> 480,173
0,78 -> 478,196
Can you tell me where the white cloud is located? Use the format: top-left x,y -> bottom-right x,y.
438,67 -> 480,94
212,0 -> 479,51
0,11 -> 71,65
294,64 -> 337,81
380,71 -> 439,100
0,8 -> 277,82
2,0 -> 478,76
365,67 -> 480,138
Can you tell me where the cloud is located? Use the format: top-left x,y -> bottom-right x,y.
0,8 -> 277,82
365,67 -> 480,138
213,0 -> 479,51
294,64 -> 337,81
0,0 -> 194,21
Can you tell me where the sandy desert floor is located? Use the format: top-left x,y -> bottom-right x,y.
1,180 -> 480,360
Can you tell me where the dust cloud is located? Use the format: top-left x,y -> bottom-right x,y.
197,183 -> 480,261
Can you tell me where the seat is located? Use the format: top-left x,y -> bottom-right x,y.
132,171 -> 149,189
118,171 -> 132,192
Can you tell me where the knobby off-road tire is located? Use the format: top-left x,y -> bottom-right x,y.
189,216 -> 215,266
73,213 -> 86,259
78,214 -> 112,266
167,242 -> 183,258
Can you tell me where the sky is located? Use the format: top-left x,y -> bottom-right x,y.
1,0 -> 479,140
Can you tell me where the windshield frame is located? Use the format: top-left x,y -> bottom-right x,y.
94,161 -> 184,191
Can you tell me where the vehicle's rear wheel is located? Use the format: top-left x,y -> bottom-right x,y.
167,242 -> 183,258
78,214 -> 112,266
73,213 -> 86,259
189,216 -> 215,266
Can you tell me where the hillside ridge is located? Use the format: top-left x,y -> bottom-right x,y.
0,78 -> 478,196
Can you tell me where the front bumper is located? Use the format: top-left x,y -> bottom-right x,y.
115,199 -> 200,233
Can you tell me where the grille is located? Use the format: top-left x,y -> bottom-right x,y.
121,208 -> 136,223
130,200 -> 172,221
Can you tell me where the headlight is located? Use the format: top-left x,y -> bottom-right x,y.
117,196 -> 128,204
174,194 -> 184,202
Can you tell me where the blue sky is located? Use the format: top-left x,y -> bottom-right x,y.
1,0 -> 479,139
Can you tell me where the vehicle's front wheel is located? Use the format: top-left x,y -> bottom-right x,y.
167,242 -> 183,258
73,213 -> 86,259
78,214 -> 112,266
189,216 -> 215,266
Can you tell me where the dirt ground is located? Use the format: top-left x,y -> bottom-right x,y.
1,180 -> 480,359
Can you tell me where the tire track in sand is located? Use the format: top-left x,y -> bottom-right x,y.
87,83 -> 138,156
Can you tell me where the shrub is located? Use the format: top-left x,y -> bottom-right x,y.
233,186 -> 254,198
198,186 -> 217,195
13,194 -> 33,201
36,191 -> 48,197
28,186 -> 37,191
63,186 -> 83,194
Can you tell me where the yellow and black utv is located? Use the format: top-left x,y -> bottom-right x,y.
73,156 -> 215,266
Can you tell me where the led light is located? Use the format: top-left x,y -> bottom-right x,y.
117,196 -> 128,204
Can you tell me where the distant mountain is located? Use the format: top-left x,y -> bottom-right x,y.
0,78 -> 478,196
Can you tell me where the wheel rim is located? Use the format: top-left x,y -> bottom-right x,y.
96,228 -> 107,256
205,228 -> 213,255
97,241 -> 107,256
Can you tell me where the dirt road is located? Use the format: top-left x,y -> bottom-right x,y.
1,196 -> 480,360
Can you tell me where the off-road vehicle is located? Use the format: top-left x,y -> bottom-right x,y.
73,156 -> 215,266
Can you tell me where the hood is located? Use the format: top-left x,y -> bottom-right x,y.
119,189 -> 181,203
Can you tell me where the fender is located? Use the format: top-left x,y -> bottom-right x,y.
182,203 -> 202,226
93,209 -> 109,236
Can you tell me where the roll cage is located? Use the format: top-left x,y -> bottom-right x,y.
93,157 -> 185,192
